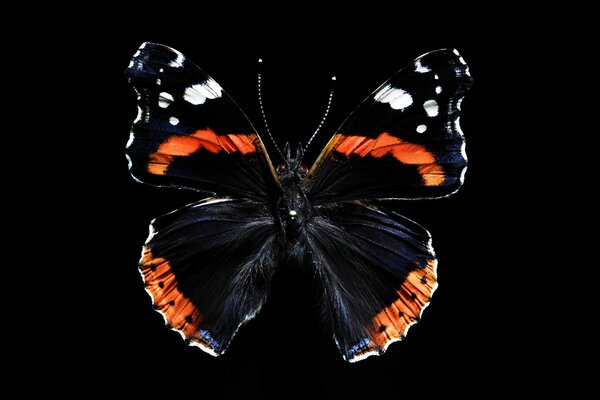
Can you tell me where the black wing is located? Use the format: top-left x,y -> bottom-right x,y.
126,42 -> 281,201
139,197 -> 280,355
304,49 -> 472,203
306,202 -> 437,362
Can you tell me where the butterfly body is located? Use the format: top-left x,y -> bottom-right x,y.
275,143 -> 311,247
126,42 -> 472,362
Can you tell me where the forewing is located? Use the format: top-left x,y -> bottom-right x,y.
126,42 -> 280,201
305,49 -> 472,203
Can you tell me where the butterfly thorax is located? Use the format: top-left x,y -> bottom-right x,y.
276,143 -> 310,245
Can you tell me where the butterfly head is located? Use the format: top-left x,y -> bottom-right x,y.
277,142 -> 308,182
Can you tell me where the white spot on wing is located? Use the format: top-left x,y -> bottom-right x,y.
436,86 -> 442,94
191,197 -> 233,209
423,100 -> 439,117
133,88 -> 151,124
188,340 -> 219,357
459,56 -> 466,65
159,68 -> 164,73
415,60 -> 431,73
128,60 -> 134,69
348,349 -> 381,363
206,79 -> 222,94
373,84 -> 391,101
169,50 -> 185,68
460,165 -> 468,185
455,116 -> 463,136
158,92 -> 174,108
169,117 -> 180,126
133,105 -> 143,124
417,124 -> 427,133
434,74 -> 439,80
453,49 -> 460,56
184,80 -> 223,105
127,119 -> 136,147
374,85 -> 413,110
133,50 -> 140,57
147,223 -> 157,242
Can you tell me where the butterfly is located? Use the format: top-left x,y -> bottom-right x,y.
125,42 -> 472,362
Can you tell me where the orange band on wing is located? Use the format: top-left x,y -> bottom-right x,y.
147,128 -> 258,175
355,260 -> 437,357
334,132 -> 445,186
140,247 -> 203,338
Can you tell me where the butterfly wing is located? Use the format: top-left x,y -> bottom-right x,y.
304,49 -> 472,203
302,49 -> 473,361
126,42 -> 280,201
139,197 -> 279,355
307,201 -> 436,362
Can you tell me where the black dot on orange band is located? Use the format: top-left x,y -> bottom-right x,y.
379,325 -> 387,333
398,311 -> 404,317
410,293 -> 417,300
169,300 -> 175,306
421,276 -> 427,284
158,281 -> 165,288
185,316 -> 193,323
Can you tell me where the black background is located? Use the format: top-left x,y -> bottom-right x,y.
74,14 -> 542,399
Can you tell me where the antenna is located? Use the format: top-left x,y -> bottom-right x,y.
257,58 -> 284,161
304,75 -> 336,153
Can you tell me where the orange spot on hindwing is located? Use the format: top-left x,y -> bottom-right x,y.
350,260 -> 438,360
334,132 -> 445,186
372,260 -> 436,339
139,247 -> 204,341
147,128 -> 257,175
